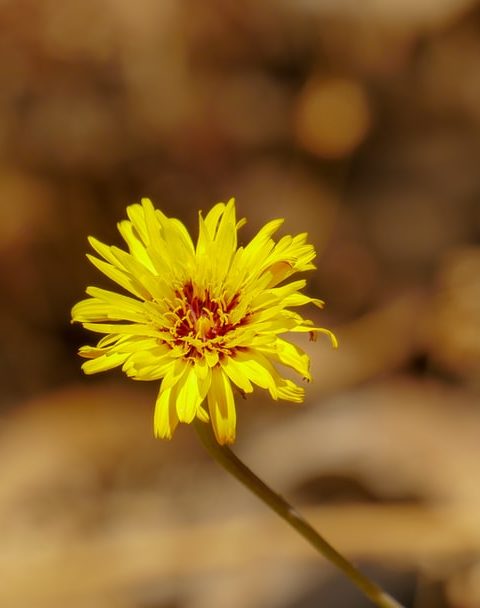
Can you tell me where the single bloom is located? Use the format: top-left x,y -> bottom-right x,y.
71,198 -> 337,444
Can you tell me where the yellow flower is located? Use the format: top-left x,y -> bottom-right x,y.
71,198 -> 337,444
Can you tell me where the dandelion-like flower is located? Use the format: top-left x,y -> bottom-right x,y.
71,198 -> 337,444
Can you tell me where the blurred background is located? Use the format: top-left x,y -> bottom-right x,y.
1,1 -> 480,606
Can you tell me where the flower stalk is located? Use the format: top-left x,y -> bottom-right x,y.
194,419 -> 405,608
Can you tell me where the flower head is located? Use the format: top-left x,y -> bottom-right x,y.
72,198 -> 337,444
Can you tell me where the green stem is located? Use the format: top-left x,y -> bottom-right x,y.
194,420 -> 404,608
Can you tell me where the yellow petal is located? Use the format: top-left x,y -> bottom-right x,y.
231,350 -> 275,392
154,385 -> 179,439
220,356 -> 254,394
175,364 -> 203,423
122,346 -> 174,380
72,295 -> 145,324
81,322 -> 160,337
126,201 -> 149,244
203,202 -> 226,237
197,404 -> 210,423
214,198 -> 237,256
117,219 -> 156,272
233,349 -> 302,402
82,352 -> 128,375
204,348 -> 219,367
86,254 -> 150,300
282,293 -> 324,309
207,368 -> 236,445
161,359 -> 189,391
257,338 -> 311,380
275,377 -> 305,402
196,204 -> 224,257
291,325 -> 339,348
88,236 -> 121,267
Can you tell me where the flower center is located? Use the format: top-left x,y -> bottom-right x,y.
196,315 -> 213,340
168,281 -> 244,359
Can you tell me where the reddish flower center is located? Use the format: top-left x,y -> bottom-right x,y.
166,282 -> 246,360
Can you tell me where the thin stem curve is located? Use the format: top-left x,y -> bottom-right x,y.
194,420 -> 404,608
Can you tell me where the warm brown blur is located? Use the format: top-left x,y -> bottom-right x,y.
1,1 -> 480,607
